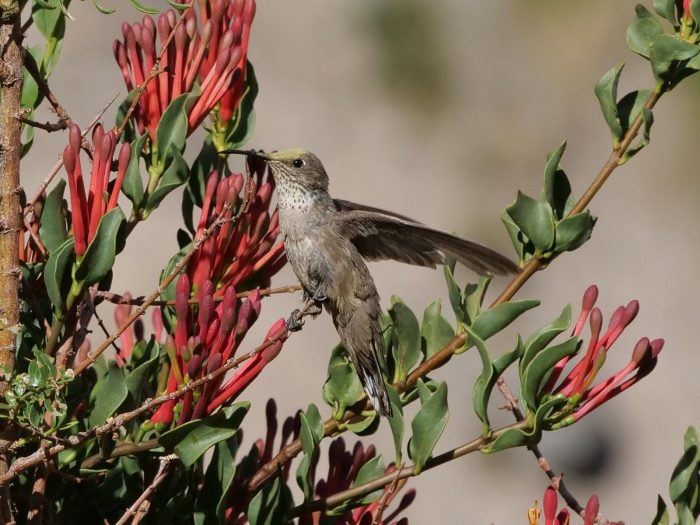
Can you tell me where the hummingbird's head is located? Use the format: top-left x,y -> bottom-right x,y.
259,149 -> 329,192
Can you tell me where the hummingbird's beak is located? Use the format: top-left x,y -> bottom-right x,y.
219,149 -> 270,160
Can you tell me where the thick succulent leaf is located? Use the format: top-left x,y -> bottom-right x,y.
39,179 -> 67,253
75,207 -> 126,286
420,300 -> 455,360
247,476 -> 292,525
408,379 -> 449,474
44,236 -> 75,314
159,403 -> 250,467
389,297 -> 421,384
594,63 -> 625,145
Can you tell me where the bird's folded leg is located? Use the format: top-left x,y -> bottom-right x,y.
286,296 -> 323,332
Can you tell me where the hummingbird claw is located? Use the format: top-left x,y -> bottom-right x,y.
286,309 -> 305,332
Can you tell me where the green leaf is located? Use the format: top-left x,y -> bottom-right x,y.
74,207 -> 126,286
195,439 -> 237,524
651,495 -> 670,525
122,134 -> 147,208
554,211 -> 596,253
22,47 -> 45,112
482,395 -> 566,453
225,61 -> 259,148
443,259 -> 465,323
159,403 -> 250,467
464,276 -> 491,324
156,92 -> 196,160
472,331 -> 521,435
501,209 -> 529,262
44,236 -> 75,314
247,476 -> 292,525
408,379 -> 449,474
420,300 -> 454,360
322,346 -> 364,418
521,336 -> 579,411
90,362 -> 127,426
520,304 -> 572,377
389,298 -> 421,384
541,141 -> 574,219
594,63 -> 625,145
387,387 -> 404,464
146,146 -> 189,213
504,192 -> 556,254
670,427 -> 700,506
296,403 -> 324,499
626,6 -> 664,58
328,455 -> 387,515
653,0 -> 678,25
128,0 -> 159,15
345,412 -> 379,435
39,179 -> 67,253
32,0 -> 66,41
618,89 -> 652,136
471,299 -> 540,342
483,426 -> 530,453
651,34 -> 700,80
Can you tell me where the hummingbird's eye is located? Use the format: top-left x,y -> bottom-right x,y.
293,158 -> 304,168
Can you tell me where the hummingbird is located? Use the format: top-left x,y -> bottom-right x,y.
222,149 -> 518,416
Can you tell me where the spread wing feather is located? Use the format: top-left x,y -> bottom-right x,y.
333,199 -> 518,275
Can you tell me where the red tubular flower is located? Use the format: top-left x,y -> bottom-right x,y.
113,0 -> 255,142
62,124 -> 130,256
544,285 -> 664,427
187,162 -> 286,294
535,488 -> 622,525
149,275 -> 287,427
298,439 -> 415,525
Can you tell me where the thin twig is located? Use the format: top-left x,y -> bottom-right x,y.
24,94 -> 118,218
17,116 -> 68,132
114,454 -> 177,525
23,50 -> 72,127
496,378 -> 584,515
95,284 -> 302,307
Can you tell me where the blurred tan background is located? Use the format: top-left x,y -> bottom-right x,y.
22,0 -> 700,522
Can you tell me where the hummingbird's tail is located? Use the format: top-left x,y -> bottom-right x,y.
350,337 -> 393,417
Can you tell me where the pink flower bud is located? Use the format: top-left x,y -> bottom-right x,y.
583,495 -> 599,525
188,354 -> 202,377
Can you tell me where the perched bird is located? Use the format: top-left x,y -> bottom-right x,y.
222,149 -> 518,416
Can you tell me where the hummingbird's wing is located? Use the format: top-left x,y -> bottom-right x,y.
333,199 -> 519,275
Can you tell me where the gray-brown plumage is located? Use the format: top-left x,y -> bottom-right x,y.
222,149 -> 518,416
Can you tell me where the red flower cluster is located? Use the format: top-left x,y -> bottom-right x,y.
545,285 -> 663,427
530,487 -> 621,525
188,160 -> 286,295
63,124 -> 130,256
302,439 -> 414,525
113,0 -> 255,142
149,274 -> 287,427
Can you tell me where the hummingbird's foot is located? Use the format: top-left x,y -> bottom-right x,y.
286,309 -> 305,332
